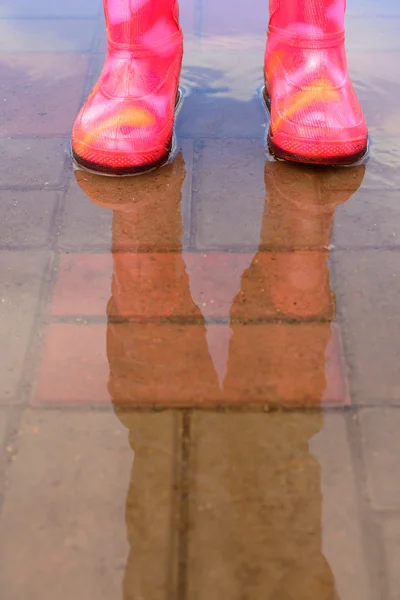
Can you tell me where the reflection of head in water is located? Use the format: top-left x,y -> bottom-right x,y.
75,158 -> 365,599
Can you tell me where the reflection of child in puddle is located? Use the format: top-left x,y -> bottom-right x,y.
76,158 -> 364,599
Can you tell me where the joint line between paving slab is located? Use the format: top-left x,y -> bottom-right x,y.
7,244 -> 400,253
50,315 -> 336,326
188,139 -> 201,251
177,410 -> 191,600
13,251 -> 61,409
344,411 -> 389,599
25,403 -> 355,413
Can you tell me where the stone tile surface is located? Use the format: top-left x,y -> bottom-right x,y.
359,409 -> 400,509
52,253 -> 200,320
178,95 -> 263,140
193,143 -> 370,251
0,54 -> 90,136
0,191 -> 58,248
195,251 -> 334,320
52,254 -> 113,316
33,321 -> 348,407
0,251 -> 47,402
333,250 -> 400,404
361,136 -> 400,190
0,19 -> 97,53
382,518 -> 400,600
33,324 -> 110,406
51,251 -> 335,321
203,322 -> 348,406
187,411 -> 369,600
0,138 -> 67,188
0,0 -> 395,597
310,413 -> 373,600
0,409 -> 8,487
0,410 -> 7,448
193,139 -> 266,251
0,410 -> 178,600
58,179 -> 112,252
333,189 -> 400,249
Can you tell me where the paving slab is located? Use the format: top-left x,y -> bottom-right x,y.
0,190 -> 58,248
0,409 -> 179,600
187,411 -> 372,600
332,250 -> 400,405
0,250 -> 48,403
359,408 -> 400,509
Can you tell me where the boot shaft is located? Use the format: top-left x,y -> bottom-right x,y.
269,0 -> 346,34
104,0 -> 181,48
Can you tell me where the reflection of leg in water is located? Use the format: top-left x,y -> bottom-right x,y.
76,155 -> 221,406
76,155 -> 222,598
225,162 -> 365,405
186,162 -> 365,598
188,412 -> 336,599
116,410 -> 180,600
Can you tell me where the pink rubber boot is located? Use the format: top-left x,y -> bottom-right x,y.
264,0 -> 368,165
72,0 -> 183,175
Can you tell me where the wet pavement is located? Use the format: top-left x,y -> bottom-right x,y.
0,0 -> 400,598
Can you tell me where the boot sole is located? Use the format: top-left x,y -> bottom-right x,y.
260,86 -> 369,166
72,88 -> 184,177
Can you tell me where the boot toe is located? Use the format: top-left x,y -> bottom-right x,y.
72,94 -> 174,174
269,84 -> 368,164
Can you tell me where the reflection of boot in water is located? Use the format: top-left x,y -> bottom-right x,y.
188,163 -> 364,599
